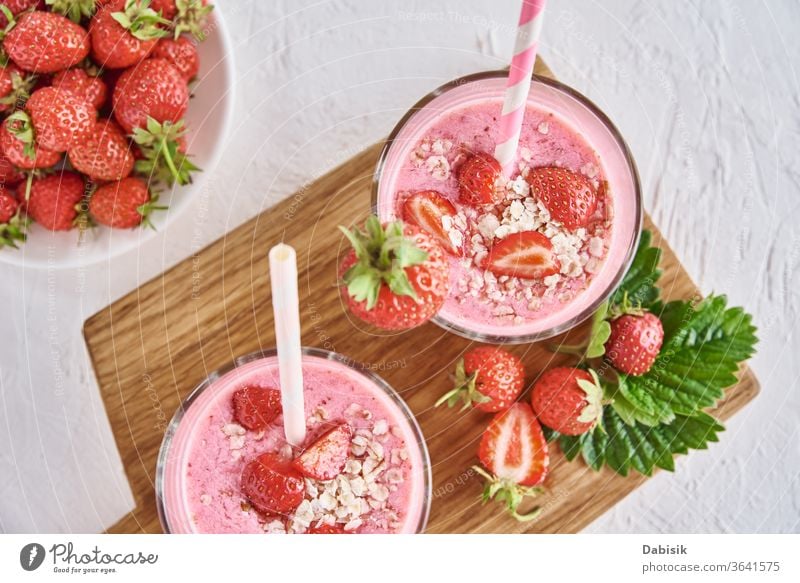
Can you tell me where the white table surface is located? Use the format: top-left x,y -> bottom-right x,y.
1,0 -> 798,534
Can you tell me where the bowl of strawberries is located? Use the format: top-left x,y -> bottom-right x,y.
0,0 -> 234,267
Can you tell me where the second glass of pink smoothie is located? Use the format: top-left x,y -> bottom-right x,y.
156,348 -> 431,534
373,72 -> 642,343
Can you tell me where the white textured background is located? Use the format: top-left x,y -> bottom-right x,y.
1,0 -> 798,533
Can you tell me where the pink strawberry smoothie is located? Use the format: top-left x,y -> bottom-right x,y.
375,74 -> 641,342
157,350 -> 430,534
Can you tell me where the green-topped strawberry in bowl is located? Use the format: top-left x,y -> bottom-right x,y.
0,0 -> 234,268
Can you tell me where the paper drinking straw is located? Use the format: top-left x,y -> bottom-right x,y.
494,0 -> 547,173
268,243 -> 306,447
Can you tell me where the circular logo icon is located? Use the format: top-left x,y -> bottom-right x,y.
19,543 -> 46,571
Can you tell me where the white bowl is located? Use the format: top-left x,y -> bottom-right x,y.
0,5 -> 236,269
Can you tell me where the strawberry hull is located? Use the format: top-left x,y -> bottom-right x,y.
157,349 -> 431,534
374,73 -> 642,343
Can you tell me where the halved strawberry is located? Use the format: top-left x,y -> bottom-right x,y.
484,231 -> 560,279
457,152 -> 503,205
232,386 -> 282,431
526,167 -> 597,229
241,452 -> 305,516
291,424 -> 352,481
307,524 -> 348,534
401,190 -> 460,255
473,403 -> 549,521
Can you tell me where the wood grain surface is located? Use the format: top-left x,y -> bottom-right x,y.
83,61 -> 759,534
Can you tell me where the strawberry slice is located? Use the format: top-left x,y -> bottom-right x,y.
232,386 -> 282,431
526,167 -> 597,229
484,231 -> 560,279
241,452 -> 305,515
291,424 -> 353,480
457,152 -> 503,205
401,190 -> 460,255
478,403 -> 549,487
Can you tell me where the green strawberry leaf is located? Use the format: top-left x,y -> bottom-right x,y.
613,294 -> 757,426
585,300 -> 612,358
610,229 -> 662,309
557,408 -> 723,477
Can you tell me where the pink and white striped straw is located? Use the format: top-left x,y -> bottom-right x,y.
494,0 -> 547,173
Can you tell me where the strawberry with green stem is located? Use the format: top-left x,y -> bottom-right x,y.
1,8 -> 90,73
0,62 -> 36,113
531,367 -> 605,436
436,346 -> 525,413
0,112 -> 62,198
152,0 -> 213,41
90,0 -> 170,69
339,216 -> 449,330
473,402 -> 548,521
0,186 -> 29,247
89,176 -> 165,229
112,57 -> 188,132
132,117 -> 199,186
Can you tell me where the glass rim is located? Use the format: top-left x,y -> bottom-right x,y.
155,347 -> 433,534
371,69 -> 643,344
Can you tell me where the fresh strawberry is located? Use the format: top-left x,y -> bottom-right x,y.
307,524 -> 347,534
112,58 -> 188,133
339,217 -> 449,330
484,231 -> 559,279
130,117 -> 199,186
0,186 -> 28,247
291,424 -> 352,481
52,67 -> 108,109
152,0 -> 213,41
0,62 -> 35,113
25,171 -> 85,231
436,346 -> 525,413
232,386 -> 282,431
0,113 -> 62,170
0,0 -> 41,28
152,36 -> 199,81
89,0 -> 169,69
474,403 -> 548,521
89,177 -> 160,228
526,167 -> 597,230
241,452 -> 305,516
25,86 -> 95,152
2,11 -> 90,73
67,119 -> 134,181
0,153 -> 24,185
457,152 -> 503,206
604,312 -> 664,376
401,190 -> 460,255
531,367 -> 603,435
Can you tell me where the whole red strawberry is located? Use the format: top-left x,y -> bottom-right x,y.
112,58 -> 188,133
67,119 -> 134,181
52,68 -> 108,109
152,36 -> 199,81
436,346 -> 525,412
25,86 -> 95,152
241,452 -> 305,516
232,386 -> 282,431
339,217 -> 449,330
25,172 -> 85,231
292,424 -> 352,481
526,167 -> 597,230
604,312 -> 664,376
457,152 -> 503,206
89,177 -> 156,228
90,0 -> 169,69
0,188 -> 18,223
3,11 -> 90,73
474,403 -> 548,521
0,0 -> 41,28
531,367 -> 603,435
0,114 -> 62,170
0,185 -> 27,247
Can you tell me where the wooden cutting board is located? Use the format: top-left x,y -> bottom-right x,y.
83,60 -> 759,534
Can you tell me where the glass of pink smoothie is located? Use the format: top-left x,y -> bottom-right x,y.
373,71 -> 642,343
156,348 -> 431,533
